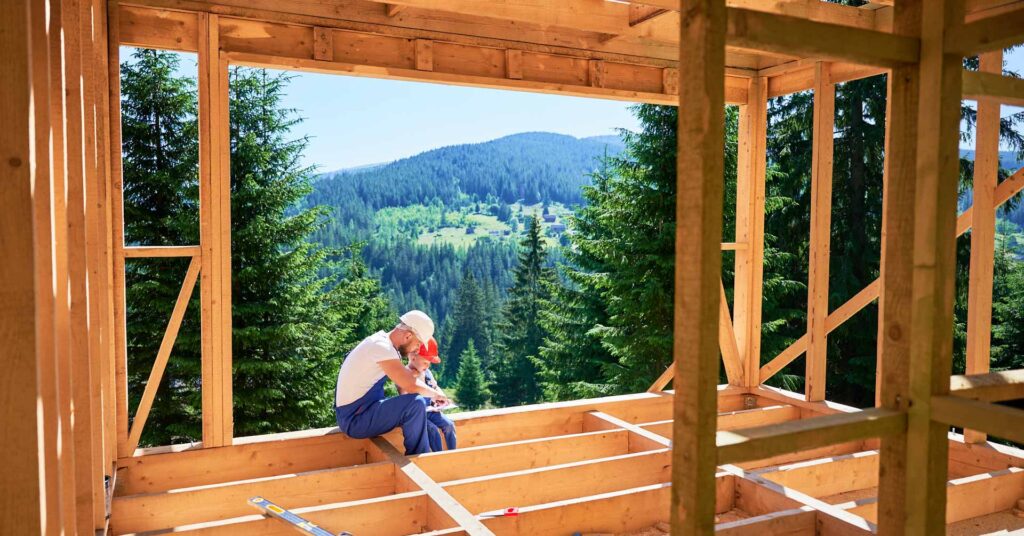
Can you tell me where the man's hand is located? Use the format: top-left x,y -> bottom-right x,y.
432,393 -> 450,407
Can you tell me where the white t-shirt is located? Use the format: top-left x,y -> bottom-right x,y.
335,331 -> 401,407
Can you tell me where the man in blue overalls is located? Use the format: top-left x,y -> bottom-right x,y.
334,311 -> 449,455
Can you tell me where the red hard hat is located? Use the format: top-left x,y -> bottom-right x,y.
418,337 -> 440,364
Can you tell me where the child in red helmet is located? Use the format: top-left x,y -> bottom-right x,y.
403,338 -> 457,451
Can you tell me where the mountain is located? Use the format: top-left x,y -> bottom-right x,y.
959,148 -> 1024,171
308,132 -> 625,213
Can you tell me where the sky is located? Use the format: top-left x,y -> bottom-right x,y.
271,71 -> 641,173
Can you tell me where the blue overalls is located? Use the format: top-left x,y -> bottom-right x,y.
334,375 -> 433,455
426,411 -> 457,451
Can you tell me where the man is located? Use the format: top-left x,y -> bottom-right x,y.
402,338 -> 457,451
334,311 -> 448,454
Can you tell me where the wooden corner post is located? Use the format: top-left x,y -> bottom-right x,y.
735,75 -> 767,389
671,0 -> 725,533
806,62 -> 835,402
964,49 -> 1003,444
199,13 -> 234,448
876,0 -> 965,533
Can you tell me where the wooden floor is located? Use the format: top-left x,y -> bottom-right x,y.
110,386 -> 1024,535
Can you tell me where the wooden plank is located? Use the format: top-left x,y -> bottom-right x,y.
931,396 -> 1024,445
198,13 -> 233,448
715,507 -> 816,535
673,0 -> 725,531
945,467 -> 1024,523
123,245 -> 203,258
717,408 -> 905,465
112,462 -> 394,534
735,76 -> 767,388
312,26 -> 332,61
760,451 -> 878,498
726,8 -> 919,68
63,0 -> 99,529
0,0 -> 44,532
414,38 -> 433,71
126,257 -> 202,454
950,369 -> 1024,401
963,69 -> 1024,108
876,0 -> 965,533
640,404 -> 801,437
413,430 -> 630,483
719,279 -> 744,385
371,438 -> 493,535
585,411 -> 672,453
504,49 -> 522,80
118,5 -> 200,52
588,59 -> 604,88
51,0 -> 81,525
945,3 -> 1024,55
805,62 -> 834,402
386,3 -> 406,17
965,50 -> 1002,444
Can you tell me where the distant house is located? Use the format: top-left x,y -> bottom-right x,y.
551,223 -> 567,233
543,214 -> 557,223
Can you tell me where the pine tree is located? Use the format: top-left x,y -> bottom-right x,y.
228,67 -> 391,436
492,216 -> 553,406
120,49 -> 202,445
440,273 -> 492,379
454,341 -> 490,410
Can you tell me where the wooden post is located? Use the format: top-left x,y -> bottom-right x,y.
50,0 -> 81,526
735,76 -> 767,388
806,62 -> 835,402
199,13 -> 234,448
63,0 -> 99,529
876,0 -> 965,533
1,0 -> 45,532
964,50 -> 1003,444
671,0 -> 725,532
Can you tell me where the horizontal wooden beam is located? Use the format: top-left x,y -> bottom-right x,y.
123,245 -> 202,258
717,408 -> 905,465
726,8 -> 918,68
714,507 -> 816,535
950,369 -> 1024,402
946,3 -> 1024,55
931,395 -> 1024,444
963,69 -> 1024,108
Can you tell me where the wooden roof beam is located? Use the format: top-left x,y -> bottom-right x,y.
385,3 -> 405,17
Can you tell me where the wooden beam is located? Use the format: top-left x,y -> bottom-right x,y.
385,3 -> 405,17
123,245 -> 202,258
719,279 -> 744,385
630,5 -> 669,27
585,411 -> 672,453
931,396 -> 1024,445
1,0 -> 44,531
726,8 -> 919,68
672,0 -> 725,532
805,62 -> 835,402
371,438 -> 494,535
963,69 -> 1024,108
414,38 -> 433,71
126,257 -> 202,454
876,0 -> 965,533
950,369 -> 1024,401
717,408 -> 905,465
735,76 -> 768,389
965,50 -> 1003,444
198,13 -> 233,448
946,2 -> 1024,55
312,26 -> 333,61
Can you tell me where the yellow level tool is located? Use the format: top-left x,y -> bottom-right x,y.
248,496 -> 353,536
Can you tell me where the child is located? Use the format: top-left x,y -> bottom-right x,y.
403,338 -> 457,451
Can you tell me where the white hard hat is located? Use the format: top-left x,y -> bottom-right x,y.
399,310 -> 435,346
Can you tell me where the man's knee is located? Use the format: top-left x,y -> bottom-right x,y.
401,395 -> 429,419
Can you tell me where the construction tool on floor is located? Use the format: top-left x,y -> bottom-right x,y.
478,506 -> 519,518
248,496 -> 353,536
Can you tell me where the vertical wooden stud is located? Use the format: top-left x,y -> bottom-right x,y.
964,50 -> 1002,444
735,76 -> 767,389
589,60 -> 605,88
663,67 -> 679,96
313,27 -> 333,62
505,49 -> 523,80
806,62 -> 835,402
877,0 -> 965,533
0,0 -> 44,531
671,0 -> 725,533
415,39 -> 433,71
199,13 -> 233,449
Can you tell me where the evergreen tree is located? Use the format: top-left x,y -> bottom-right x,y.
454,341 -> 490,410
440,273 -> 493,379
228,67 -> 391,436
492,217 -> 554,406
120,49 -> 202,445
